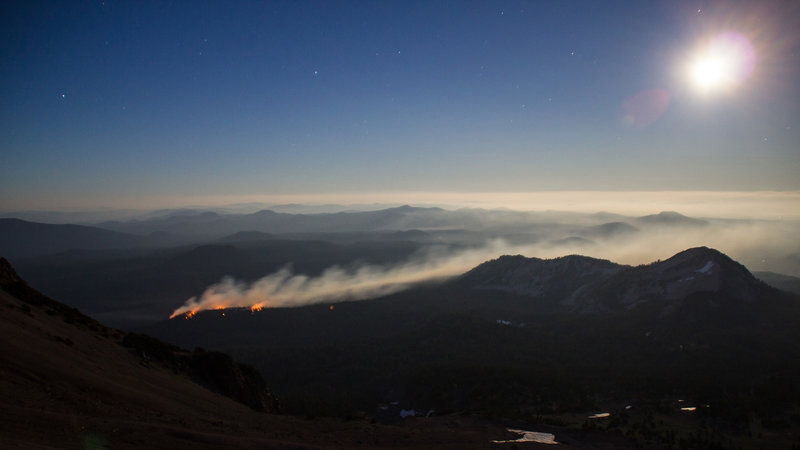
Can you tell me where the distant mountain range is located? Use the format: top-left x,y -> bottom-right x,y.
96,206 -> 707,239
0,218 -> 151,258
2,206 -> 714,259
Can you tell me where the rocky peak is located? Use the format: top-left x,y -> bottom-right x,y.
653,246 -> 748,274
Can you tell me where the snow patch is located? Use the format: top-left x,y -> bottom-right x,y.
695,261 -> 714,274
492,429 -> 558,444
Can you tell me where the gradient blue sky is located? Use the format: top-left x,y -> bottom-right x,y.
2,0 -> 799,211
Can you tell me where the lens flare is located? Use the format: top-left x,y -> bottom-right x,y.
687,31 -> 755,94
619,89 -> 671,129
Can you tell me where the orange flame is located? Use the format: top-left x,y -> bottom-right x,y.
170,301 -> 269,319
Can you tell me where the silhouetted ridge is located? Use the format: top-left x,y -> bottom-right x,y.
0,218 -> 149,258
460,247 -> 776,313
636,211 -> 707,227
586,221 -> 639,238
122,333 -> 279,412
0,257 -> 21,284
755,271 -> 800,295
657,246 -> 747,272
463,253 -> 621,280
0,257 -> 106,331
460,254 -> 623,303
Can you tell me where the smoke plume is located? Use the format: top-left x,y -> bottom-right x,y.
170,241 -> 511,318
170,215 -> 800,318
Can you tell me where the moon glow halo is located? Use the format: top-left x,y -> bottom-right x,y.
687,31 -> 755,95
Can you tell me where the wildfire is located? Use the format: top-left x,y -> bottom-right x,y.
170,300 -> 269,320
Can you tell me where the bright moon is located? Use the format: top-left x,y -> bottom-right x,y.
687,32 -> 755,94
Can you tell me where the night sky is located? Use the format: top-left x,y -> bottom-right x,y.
2,1 -> 799,211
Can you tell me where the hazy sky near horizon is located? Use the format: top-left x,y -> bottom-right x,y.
2,1 -> 799,212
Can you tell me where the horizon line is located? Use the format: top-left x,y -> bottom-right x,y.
2,190 -> 799,220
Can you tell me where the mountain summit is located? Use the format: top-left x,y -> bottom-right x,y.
460,247 -> 775,314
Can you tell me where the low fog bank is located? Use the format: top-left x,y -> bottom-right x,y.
171,217 -> 800,317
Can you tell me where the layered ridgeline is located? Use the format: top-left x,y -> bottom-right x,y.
1,207 -> 711,258
146,247 -> 800,430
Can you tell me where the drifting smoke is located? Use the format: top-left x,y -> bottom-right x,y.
170,240 -> 512,318
170,215 -> 800,319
